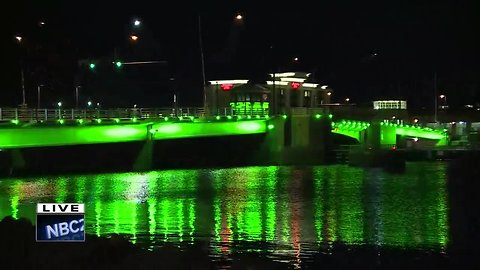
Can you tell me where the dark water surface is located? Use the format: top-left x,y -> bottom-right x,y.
0,163 -> 450,268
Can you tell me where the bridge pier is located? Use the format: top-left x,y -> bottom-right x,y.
133,124 -> 154,171
260,115 -> 333,165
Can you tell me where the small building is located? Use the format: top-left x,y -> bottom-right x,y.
206,72 -> 333,115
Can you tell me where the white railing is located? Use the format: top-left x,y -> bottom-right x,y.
0,107 -> 207,121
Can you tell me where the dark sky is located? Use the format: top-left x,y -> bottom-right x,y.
2,0 -> 479,108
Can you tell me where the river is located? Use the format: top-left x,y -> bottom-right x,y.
0,163 -> 450,268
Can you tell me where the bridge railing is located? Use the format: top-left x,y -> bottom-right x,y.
0,107 -> 208,122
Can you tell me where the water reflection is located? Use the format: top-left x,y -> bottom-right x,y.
0,163 -> 448,264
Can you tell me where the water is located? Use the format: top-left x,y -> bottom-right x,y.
0,163 -> 449,267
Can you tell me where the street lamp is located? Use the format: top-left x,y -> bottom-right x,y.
439,94 -> 447,108
130,35 -> 139,41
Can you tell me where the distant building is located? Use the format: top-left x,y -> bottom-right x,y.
206,72 -> 333,115
373,100 -> 407,110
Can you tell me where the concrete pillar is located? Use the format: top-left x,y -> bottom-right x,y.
133,124 -> 154,171
284,88 -> 291,113
10,149 -> 25,170
256,117 -> 286,165
297,90 -> 303,108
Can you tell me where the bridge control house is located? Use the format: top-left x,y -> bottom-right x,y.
206,72 -> 333,116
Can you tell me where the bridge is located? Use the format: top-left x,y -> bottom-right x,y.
0,107 -> 447,148
0,107 -> 448,172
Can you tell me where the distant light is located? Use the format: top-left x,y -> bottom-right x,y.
115,61 -> 122,68
290,82 -> 301,90
58,119 -> 65,124
87,101 -> 92,106
413,137 -> 419,142
293,57 -> 299,61
413,118 -> 419,123
15,35 -> 22,42
282,114 -> 287,119
220,84 -> 234,91
321,85 -> 328,90
267,124 -> 274,130
439,94 -> 446,99
235,14 -> 243,20
96,102 -> 100,106
345,98 -> 350,102
392,116 -> 396,119
134,19 -> 141,26
96,119 -> 102,124
130,35 -> 139,41
327,92 -> 332,96
89,63 -> 96,69
57,102 -> 62,107
315,114 -> 321,119
39,21 -> 46,27
215,116 -> 221,120
133,104 -> 137,108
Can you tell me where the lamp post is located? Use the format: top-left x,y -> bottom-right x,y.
15,35 -> 26,106
198,13 -> 243,116
198,15 -> 207,115
75,86 -> 81,108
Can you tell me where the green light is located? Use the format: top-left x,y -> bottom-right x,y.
115,61 -> 122,68
114,118 -> 120,123
227,116 -> 232,120
58,119 -> 65,124
132,117 -> 137,122
11,119 -> 19,125
164,117 -> 169,121
282,114 -> 287,119
328,114 -> 333,119
96,119 -> 102,124
215,116 -> 221,120
89,63 -> 96,69
77,119 -> 84,124
315,114 -> 321,119
156,124 -> 182,134
267,124 -> 274,130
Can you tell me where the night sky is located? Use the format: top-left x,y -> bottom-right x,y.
2,0 -> 479,109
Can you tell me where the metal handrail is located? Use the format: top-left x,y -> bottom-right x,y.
0,107 -> 219,121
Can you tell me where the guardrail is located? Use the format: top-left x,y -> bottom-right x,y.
0,107 -> 207,122
0,106 -> 333,122
0,107 -> 273,122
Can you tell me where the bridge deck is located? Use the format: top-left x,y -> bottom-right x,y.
0,120 -> 268,149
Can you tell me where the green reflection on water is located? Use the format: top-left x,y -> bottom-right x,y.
0,163 -> 449,255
